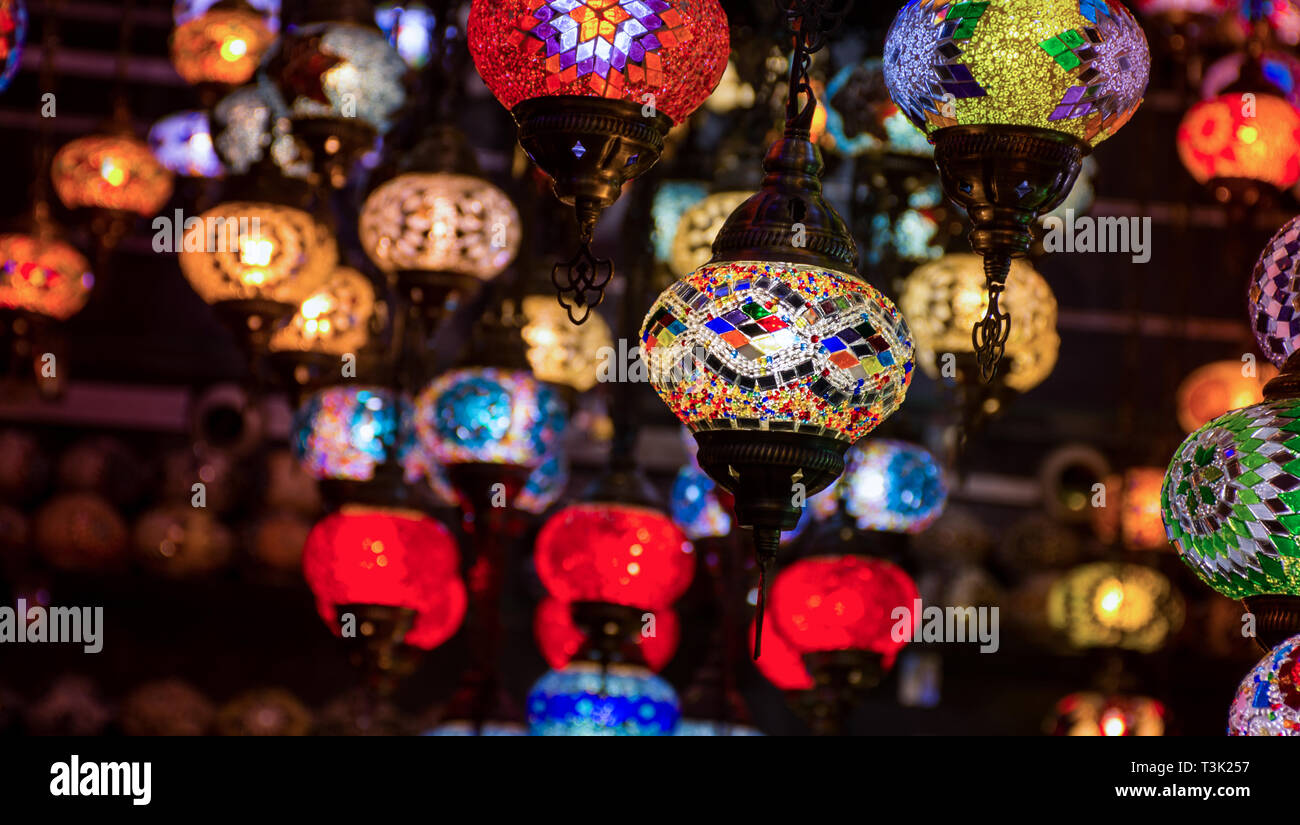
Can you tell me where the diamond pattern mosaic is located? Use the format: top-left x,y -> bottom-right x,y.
1250,215 -> 1300,367
1230,633 -> 1300,735
640,261 -> 914,443
468,0 -> 729,123
1162,399 -> 1300,599
882,0 -> 1149,146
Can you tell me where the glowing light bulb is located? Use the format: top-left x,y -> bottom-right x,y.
1098,582 -> 1124,616
100,158 -> 126,186
239,237 -> 274,267
1238,124 -> 1259,145
300,294 -> 333,319
1101,710 -> 1127,737
221,37 -> 248,61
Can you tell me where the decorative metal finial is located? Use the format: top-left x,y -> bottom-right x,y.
972,253 -> 1012,382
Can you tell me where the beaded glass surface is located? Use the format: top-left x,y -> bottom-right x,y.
148,111 -> 225,178
1162,399 -> 1300,599
0,234 -> 94,320
52,135 -> 174,217
266,22 -> 408,134
1250,215 -> 1300,366
1177,93 -> 1300,189
900,253 -> 1058,393
292,386 -> 416,482
1229,633 -> 1300,736
527,662 -> 680,736
360,173 -> 521,279
269,267 -> 375,356
840,439 -> 948,534
414,367 -> 567,467
883,0 -> 1150,147
179,201 -> 336,306
641,261 -> 914,442
468,0 -> 730,123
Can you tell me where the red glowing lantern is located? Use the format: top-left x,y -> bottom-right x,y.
770,555 -> 918,667
1176,92 -> 1300,194
749,619 -> 813,691
468,0 -> 729,123
534,503 -> 694,609
534,594 -> 679,671
302,505 -> 465,646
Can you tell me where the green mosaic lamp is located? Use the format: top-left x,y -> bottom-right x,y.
1161,362 -> 1300,651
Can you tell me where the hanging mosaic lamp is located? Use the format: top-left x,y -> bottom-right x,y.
359,126 -> 522,328
1050,691 -> 1166,736
0,0 -> 26,96
208,84 -> 310,180
838,439 -> 948,534
1229,631 -> 1300,735
262,0 -> 410,188
641,1 -> 913,658
1176,359 -> 1276,433
1090,466 -> 1171,551
148,110 -> 226,178
884,0 -> 1149,379
170,0 -> 274,91
268,266 -> 380,389
534,594 -> 680,672
52,133 -> 175,224
0,219 -> 95,322
1046,561 -> 1185,652
467,0 -> 729,323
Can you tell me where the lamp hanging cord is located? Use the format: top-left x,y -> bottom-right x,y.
776,0 -> 852,138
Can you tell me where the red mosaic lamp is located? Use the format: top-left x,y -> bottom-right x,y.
468,0 -> 729,322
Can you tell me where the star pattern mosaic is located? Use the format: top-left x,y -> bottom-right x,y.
1250,215 -> 1300,367
882,0 -> 1149,147
509,0 -> 692,98
1162,399 -> 1300,599
640,261 -> 913,443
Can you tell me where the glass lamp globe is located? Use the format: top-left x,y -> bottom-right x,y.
1162,398 -> 1300,600
840,439 -> 947,534
667,191 -> 750,278
770,555 -> 919,667
749,618 -> 814,691
1091,467 -> 1170,551
170,2 -> 273,87
669,459 -> 731,541
414,367 -> 567,468
292,385 -> 415,483
467,0 -> 729,125
0,0 -> 26,95
1250,214 -> 1300,365
823,59 -> 935,159
526,661 -> 680,736
519,294 -> 612,393
209,85 -> 310,178
535,595 -> 679,672
651,180 -> 709,264
1177,92 -> 1300,195
301,504 -> 465,643
1046,562 -> 1185,652
883,0 -> 1149,148
177,200 -> 338,311
641,260 -> 914,445
1051,691 -> 1166,736
51,134 -> 174,216
1204,49 -> 1300,108
1177,359 -> 1276,434
534,503 -> 694,609
1229,633 -> 1300,735
0,233 -> 94,320
269,266 -> 375,357
174,0 -> 278,29
516,451 -> 569,515
148,111 -> 225,178
900,253 -> 1060,394
359,172 -> 522,282
375,2 -> 436,69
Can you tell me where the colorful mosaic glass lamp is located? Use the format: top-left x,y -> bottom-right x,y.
468,0 -> 729,323
883,0 -> 1149,379
641,0 -> 914,657
1162,214 -> 1300,650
